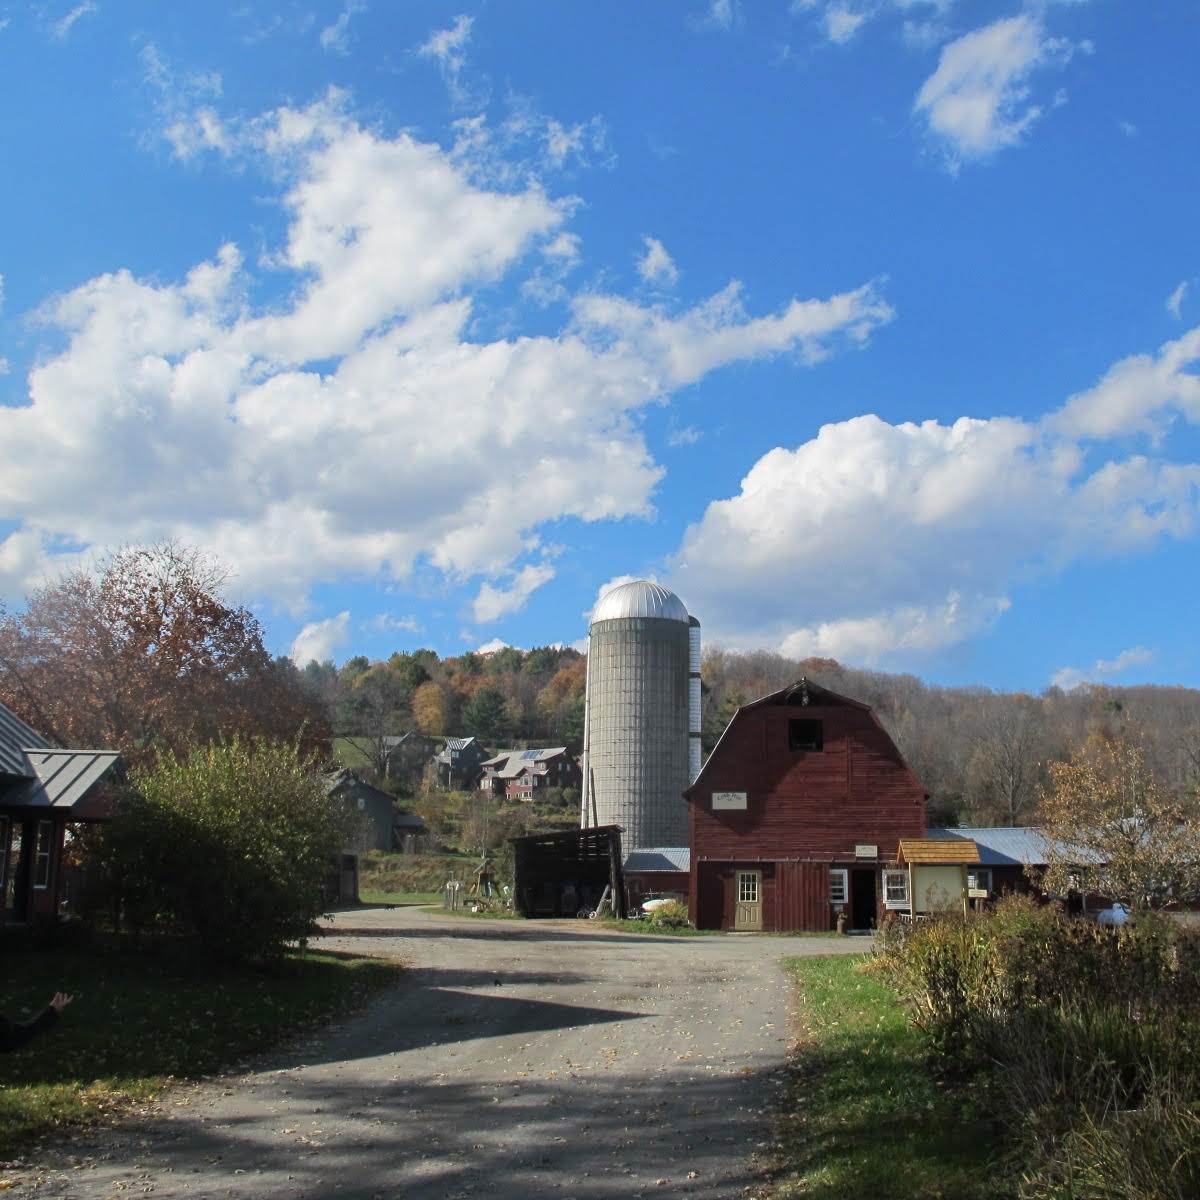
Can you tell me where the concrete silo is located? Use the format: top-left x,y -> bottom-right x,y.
581,580 -> 700,849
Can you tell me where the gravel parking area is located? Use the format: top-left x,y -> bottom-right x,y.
5,906 -> 870,1199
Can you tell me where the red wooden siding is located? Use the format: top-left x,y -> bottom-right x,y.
689,703 -> 925,863
775,862 -> 832,931
686,686 -> 926,931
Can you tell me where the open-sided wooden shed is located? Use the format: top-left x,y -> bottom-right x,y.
512,825 -> 626,919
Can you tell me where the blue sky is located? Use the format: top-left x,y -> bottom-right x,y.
1,1 -> 1198,693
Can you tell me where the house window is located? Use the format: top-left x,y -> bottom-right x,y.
33,821 -> 53,890
829,868 -> 848,905
967,868 -> 993,895
789,719 -> 823,752
883,869 -> 909,910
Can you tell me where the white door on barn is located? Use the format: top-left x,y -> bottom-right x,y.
733,870 -> 762,931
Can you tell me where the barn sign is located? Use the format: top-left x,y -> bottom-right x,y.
855,844 -> 878,858
712,791 -> 748,810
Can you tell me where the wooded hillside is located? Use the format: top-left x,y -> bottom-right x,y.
307,640 -> 1200,827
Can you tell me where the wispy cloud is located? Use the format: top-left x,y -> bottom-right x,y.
637,236 -> 680,288
1052,646 -> 1155,692
51,1 -> 97,41
691,0 -> 741,33
368,613 -> 423,635
1167,281 -> 1189,320
417,14 -> 476,106
320,0 -> 365,55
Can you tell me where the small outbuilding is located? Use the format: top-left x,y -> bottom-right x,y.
685,679 -> 927,932
1,700 -> 120,930
511,825 -> 626,919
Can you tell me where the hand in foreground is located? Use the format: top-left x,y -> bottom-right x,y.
48,992 -> 74,1014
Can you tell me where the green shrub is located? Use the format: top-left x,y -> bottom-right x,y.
645,899 -> 691,929
873,898 -> 1200,1199
105,739 -> 350,963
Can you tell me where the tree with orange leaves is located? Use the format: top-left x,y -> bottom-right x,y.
1037,733 -> 1200,912
0,542 -> 328,766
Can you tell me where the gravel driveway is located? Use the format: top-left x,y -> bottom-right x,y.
6,906 -> 870,1199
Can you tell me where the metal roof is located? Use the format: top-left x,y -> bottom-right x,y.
482,747 -> 568,777
6,749 -> 120,809
623,847 -> 690,873
0,699 -> 51,777
591,580 -> 690,625
927,826 -> 1103,867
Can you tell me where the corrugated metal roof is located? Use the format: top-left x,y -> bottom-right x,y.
927,826 -> 1103,867
898,838 -> 981,865
624,847 -> 690,872
591,580 -> 689,625
7,749 -> 120,809
0,699 -> 51,777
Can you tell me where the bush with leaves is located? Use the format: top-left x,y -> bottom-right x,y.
107,739 -> 351,963
872,899 -> 1200,1199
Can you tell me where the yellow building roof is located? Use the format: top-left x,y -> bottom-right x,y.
896,838 -> 981,865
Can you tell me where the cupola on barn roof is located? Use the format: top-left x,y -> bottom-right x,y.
590,579 -> 689,625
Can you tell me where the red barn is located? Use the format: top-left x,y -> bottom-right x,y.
686,679 -> 926,932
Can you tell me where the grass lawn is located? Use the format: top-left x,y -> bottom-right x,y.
0,940 -> 402,1159
358,890 -> 441,906
771,955 -> 1006,1200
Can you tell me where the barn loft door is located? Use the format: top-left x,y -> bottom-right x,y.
734,870 -> 762,931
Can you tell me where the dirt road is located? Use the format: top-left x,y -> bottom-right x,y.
7,906 -> 869,1199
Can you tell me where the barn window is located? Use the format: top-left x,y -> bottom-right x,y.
967,869 -> 993,895
33,821 -> 53,890
883,870 -> 909,910
829,869 -> 848,905
737,872 -> 759,903
788,719 -> 823,752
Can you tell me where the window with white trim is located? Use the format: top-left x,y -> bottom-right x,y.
33,821 -> 52,890
883,869 -> 909,910
967,868 -> 993,895
737,871 -> 759,903
829,868 -> 848,906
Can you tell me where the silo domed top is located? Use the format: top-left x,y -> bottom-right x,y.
591,579 -> 689,625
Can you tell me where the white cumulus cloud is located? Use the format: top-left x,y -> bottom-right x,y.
0,95 -> 887,612
290,611 -> 351,665
472,563 -> 557,623
671,339 -> 1200,665
914,14 -> 1082,165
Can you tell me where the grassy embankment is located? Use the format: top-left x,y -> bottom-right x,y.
772,954 -> 1001,1200
0,941 -> 401,1159
357,850 -> 474,906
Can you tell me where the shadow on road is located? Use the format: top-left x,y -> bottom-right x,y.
71,1064 -> 779,1199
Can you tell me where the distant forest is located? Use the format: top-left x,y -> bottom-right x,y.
301,644 -> 1200,828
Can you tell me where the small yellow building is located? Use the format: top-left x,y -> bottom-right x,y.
894,838 -> 985,917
